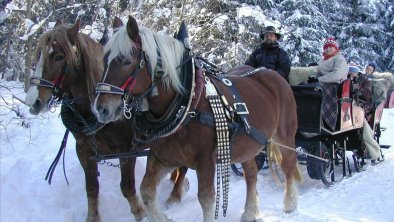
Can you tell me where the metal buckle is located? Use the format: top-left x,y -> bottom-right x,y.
233,102 -> 249,115
123,95 -> 132,119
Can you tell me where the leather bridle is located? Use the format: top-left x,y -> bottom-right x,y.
95,48 -> 167,119
30,64 -> 68,111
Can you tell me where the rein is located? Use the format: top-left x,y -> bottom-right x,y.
45,130 -> 70,185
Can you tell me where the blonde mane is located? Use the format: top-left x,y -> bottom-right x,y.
104,26 -> 186,93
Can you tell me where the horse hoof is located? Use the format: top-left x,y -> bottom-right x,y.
86,214 -> 100,222
165,194 -> 181,208
283,197 -> 297,213
241,209 -> 259,222
283,203 -> 297,213
133,206 -> 146,221
283,208 -> 297,214
149,214 -> 174,222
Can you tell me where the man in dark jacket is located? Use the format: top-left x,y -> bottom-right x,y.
245,26 -> 291,81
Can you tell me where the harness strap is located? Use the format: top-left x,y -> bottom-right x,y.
30,77 -> 55,88
204,77 -> 231,219
210,76 -> 251,132
195,111 -> 269,146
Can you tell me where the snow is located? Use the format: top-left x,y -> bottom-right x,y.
237,5 -> 280,28
1,80 -> 394,222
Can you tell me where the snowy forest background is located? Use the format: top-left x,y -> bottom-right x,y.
0,0 -> 393,90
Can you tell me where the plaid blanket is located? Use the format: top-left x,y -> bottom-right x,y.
321,83 -> 339,131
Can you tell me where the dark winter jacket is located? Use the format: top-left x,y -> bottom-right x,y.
245,42 -> 291,81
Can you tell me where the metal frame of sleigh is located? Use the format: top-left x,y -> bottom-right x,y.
231,72 -> 394,187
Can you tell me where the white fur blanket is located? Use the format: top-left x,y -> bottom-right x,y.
371,72 -> 394,104
289,66 -> 317,85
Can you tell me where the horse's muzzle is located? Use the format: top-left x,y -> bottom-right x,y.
29,99 -> 42,115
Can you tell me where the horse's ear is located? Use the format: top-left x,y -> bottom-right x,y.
99,28 -> 109,46
67,19 -> 80,43
113,16 -> 123,30
54,19 -> 63,27
126,15 -> 139,42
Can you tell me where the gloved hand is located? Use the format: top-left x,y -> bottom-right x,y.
307,76 -> 319,84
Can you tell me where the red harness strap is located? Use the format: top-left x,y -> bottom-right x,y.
120,76 -> 137,93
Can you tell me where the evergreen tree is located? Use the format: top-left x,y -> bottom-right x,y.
278,0 -> 329,66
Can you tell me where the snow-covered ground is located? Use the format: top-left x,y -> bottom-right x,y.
1,80 -> 393,222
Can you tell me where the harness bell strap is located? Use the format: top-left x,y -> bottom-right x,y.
205,77 -> 231,219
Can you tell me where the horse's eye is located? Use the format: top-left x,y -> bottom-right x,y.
123,60 -> 132,66
54,55 -> 64,61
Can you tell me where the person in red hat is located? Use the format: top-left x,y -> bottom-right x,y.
308,37 -> 348,84
245,26 -> 291,81
307,37 -> 348,131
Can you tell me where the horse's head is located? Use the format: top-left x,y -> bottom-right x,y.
93,16 -> 186,123
25,19 -> 81,114
25,19 -> 103,115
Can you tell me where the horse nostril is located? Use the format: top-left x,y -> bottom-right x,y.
33,99 -> 42,109
98,106 -> 109,117
29,99 -> 42,115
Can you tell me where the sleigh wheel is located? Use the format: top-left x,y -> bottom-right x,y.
307,143 -> 334,186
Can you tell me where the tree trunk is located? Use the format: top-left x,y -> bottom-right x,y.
23,0 -> 33,92
179,0 -> 187,23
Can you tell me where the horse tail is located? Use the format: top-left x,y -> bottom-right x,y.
267,142 -> 303,183
267,142 -> 282,183
268,142 -> 282,168
294,162 -> 303,182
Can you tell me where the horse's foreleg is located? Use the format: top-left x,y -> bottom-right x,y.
76,143 -> 100,222
280,147 -> 299,213
119,157 -> 145,221
166,166 -> 189,205
241,159 -> 259,222
140,153 -> 173,222
196,157 -> 215,222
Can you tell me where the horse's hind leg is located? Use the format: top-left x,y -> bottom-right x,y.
241,159 -> 259,222
76,143 -> 100,222
166,166 -> 189,205
120,157 -> 145,221
274,142 -> 301,213
140,153 -> 173,222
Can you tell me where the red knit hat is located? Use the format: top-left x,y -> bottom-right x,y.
323,37 -> 339,50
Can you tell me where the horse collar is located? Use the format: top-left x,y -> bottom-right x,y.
133,54 -> 196,140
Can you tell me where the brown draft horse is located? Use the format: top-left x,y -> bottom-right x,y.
93,16 -> 302,222
25,19 -> 187,222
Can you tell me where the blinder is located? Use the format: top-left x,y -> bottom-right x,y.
30,64 -> 68,106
